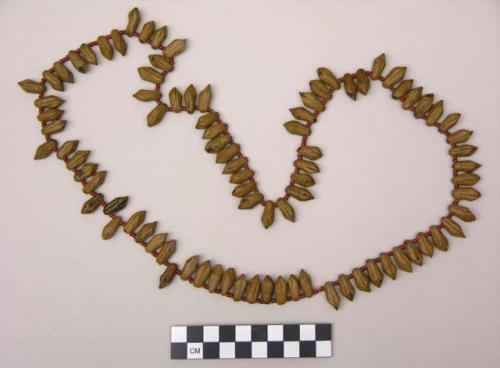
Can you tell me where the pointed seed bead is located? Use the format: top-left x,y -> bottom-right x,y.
198,85 -> 212,112
276,198 -> 295,222
149,54 -> 174,72
41,120 -> 66,135
274,276 -> 288,305
82,171 -> 106,194
159,263 -> 178,289
317,67 -> 340,90
66,150 -> 90,170
230,169 -> 254,184
180,255 -> 199,281
169,87 -> 182,112
285,186 -> 313,201
223,157 -> 248,174
232,274 -> 247,301
74,163 -> 97,182
452,187 -> 481,201
290,107 -> 317,123
352,268 -> 370,292
207,264 -> 223,293
370,53 -> 386,80
138,21 -> 155,43
193,260 -> 212,287
145,233 -> 167,253
430,225 -> 449,251
79,43 -> 98,65
147,103 -> 168,127
392,79 -> 413,99
449,145 -> 477,157
232,182 -> 256,198
123,210 -> 146,234
18,79 -> 45,94
133,89 -> 161,102
155,240 -> 176,264
447,129 -> 473,144
380,252 -> 397,279
441,217 -> 465,238
299,269 -> 314,297
221,268 -> 236,295
356,69 -> 370,95
324,281 -> 340,310
126,7 -> 141,37
135,221 -> 157,243
57,140 -> 78,159
452,173 -> 480,186
448,204 -> 476,222
34,140 -> 57,160
365,260 -> 383,287
261,201 -> 275,229
35,96 -> 64,109
416,232 -> 434,257
81,194 -> 103,214
102,218 -> 121,240
453,160 -> 481,172
382,66 -> 406,88
68,50 -> 88,73
300,92 -> 325,112
246,275 -> 261,304
310,79 -> 332,100
393,247 -> 412,272
294,159 -> 319,173
426,100 -> 444,126
343,73 -> 357,100
111,29 -> 127,55
261,275 -> 274,303
53,62 -> 74,83
163,39 -> 187,58
288,275 -> 300,301
238,192 -> 264,209
216,144 -> 240,163
184,84 -> 196,113
338,274 -> 355,301
196,112 -> 219,129
414,93 -> 434,118
42,70 -> 64,91
297,146 -> 322,160
402,87 -> 422,109
439,113 -> 461,132
404,241 -> 423,266
150,26 -> 167,49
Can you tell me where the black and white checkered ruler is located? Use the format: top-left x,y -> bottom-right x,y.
170,323 -> 332,359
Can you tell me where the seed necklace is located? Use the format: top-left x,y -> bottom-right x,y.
18,7 -> 481,309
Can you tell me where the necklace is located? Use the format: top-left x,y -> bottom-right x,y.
19,7 -> 481,309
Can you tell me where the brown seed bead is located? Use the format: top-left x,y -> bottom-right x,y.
324,281 -> 340,310
453,160 -> 481,173
149,55 -> 174,72
221,268 -> 236,295
111,29 -> 127,55
310,79 -> 332,100
338,274 -> 355,301
382,66 -> 406,88
299,269 -> 314,297
74,163 -> 97,182
343,73 -> 357,100
447,130 -> 473,145
274,276 -> 288,305
82,171 -> 106,194
37,108 -> 64,122
180,255 -> 199,281
232,182 -> 257,198
317,67 -> 340,90
393,247 -> 412,272
68,50 -> 87,73
123,211 -> 146,234
150,26 -> 167,49
145,233 -> 167,253
356,69 -> 370,95
276,198 -> 295,222
402,87 -> 422,109
79,43 -> 97,65
300,92 -> 325,112
18,79 -> 45,94
196,112 -> 219,129
288,275 -> 300,301
66,150 -> 89,170
392,79 -> 413,99
441,217 -> 465,238
135,222 -> 157,243
42,70 -> 64,91
184,84 -> 196,113
414,94 -> 434,118
207,264 -> 223,293
426,100 -> 444,126
439,113 -> 461,132
365,260 -> 383,287
416,232 -> 434,257
449,145 -> 477,157
261,201 -> 275,229
203,123 -> 228,140
102,218 -> 121,240
452,173 -> 480,186
246,275 -> 261,304
138,21 -> 155,43
294,159 -> 319,174
232,274 -> 247,302
216,144 -> 240,164
58,140 -> 77,158
169,87 -> 182,112
291,173 -> 315,187
103,196 -> 128,215
452,187 -> 481,201
34,141 -> 57,160
284,121 -> 311,136
297,146 -> 322,160
147,104 -> 168,127
380,252 -> 397,280
238,193 -> 264,209
53,62 -> 74,83
193,260 -> 211,287
352,268 -> 370,292
404,241 -> 423,266
163,39 -> 187,58
230,169 -> 254,184
289,107 -> 317,123
448,204 -> 476,222
126,7 -> 140,37
81,194 -> 103,214
134,89 -> 161,102
261,275 -> 274,304
223,157 -> 248,174
138,67 -> 164,84
155,240 -> 176,264
205,135 -> 232,153
35,96 -> 64,109
370,53 -> 386,80
285,186 -> 313,201
430,225 -> 449,251
198,85 -> 212,112
159,263 -> 178,289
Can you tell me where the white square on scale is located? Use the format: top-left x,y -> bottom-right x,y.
283,341 -> 300,358
267,325 -> 284,341
187,343 -> 203,359
171,326 -> 187,343
235,325 -> 251,341
251,341 -> 267,358
203,325 -> 219,342
300,324 -> 316,341
219,342 -> 236,359
316,340 -> 332,357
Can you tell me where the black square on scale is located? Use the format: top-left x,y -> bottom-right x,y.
219,325 -> 236,342
300,341 -> 316,357
251,325 -> 268,341
170,343 -> 187,359
235,342 -> 252,358
284,324 -> 300,341
186,326 -> 203,343
203,342 -> 219,359
315,324 -> 331,341
268,341 -> 284,358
